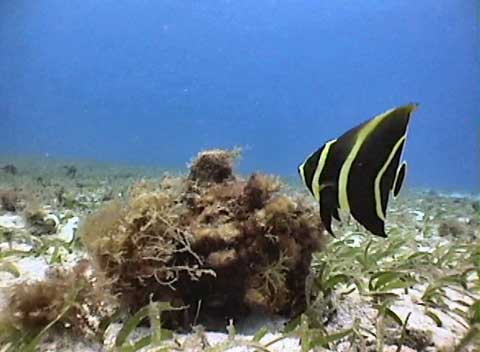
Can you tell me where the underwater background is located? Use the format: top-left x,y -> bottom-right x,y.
1,0 -> 478,192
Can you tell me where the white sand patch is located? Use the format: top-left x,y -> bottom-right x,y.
0,256 -> 49,311
178,331 -> 301,352
409,210 -> 425,222
0,242 -> 32,251
0,213 -> 25,229
0,256 -> 48,285
327,290 -> 377,332
102,322 -> 302,352
56,216 -> 79,243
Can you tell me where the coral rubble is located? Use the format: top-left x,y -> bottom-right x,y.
81,149 -> 325,328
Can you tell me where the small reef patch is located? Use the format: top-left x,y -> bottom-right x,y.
81,149 -> 325,328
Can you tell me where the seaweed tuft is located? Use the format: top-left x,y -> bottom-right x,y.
188,148 -> 241,184
0,260 -> 117,341
0,188 -> 25,212
438,219 -> 476,240
243,173 -> 281,210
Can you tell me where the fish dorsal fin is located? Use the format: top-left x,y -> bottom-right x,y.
298,146 -> 324,197
392,161 -> 407,198
312,141 -> 336,201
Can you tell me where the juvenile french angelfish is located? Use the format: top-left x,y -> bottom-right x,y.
298,104 -> 417,237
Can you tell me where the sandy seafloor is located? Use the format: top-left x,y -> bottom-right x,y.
0,156 -> 478,352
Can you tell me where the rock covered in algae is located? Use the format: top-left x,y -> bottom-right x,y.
81,149 -> 325,328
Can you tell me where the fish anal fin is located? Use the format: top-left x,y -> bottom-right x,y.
350,211 -> 388,238
326,225 -> 336,238
319,202 -> 336,237
376,227 -> 388,238
331,207 -> 341,221
366,222 -> 387,238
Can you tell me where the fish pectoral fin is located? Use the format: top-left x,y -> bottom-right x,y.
392,161 -> 407,198
318,182 -> 335,192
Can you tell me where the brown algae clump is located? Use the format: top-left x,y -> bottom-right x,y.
0,188 -> 25,212
0,260 -> 116,340
188,148 -> 240,184
81,149 -> 325,327
23,204 -> 58,236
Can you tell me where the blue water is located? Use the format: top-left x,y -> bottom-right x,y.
1,1 -> 478,191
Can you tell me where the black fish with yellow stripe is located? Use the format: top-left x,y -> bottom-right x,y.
298,104 -> 417,237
